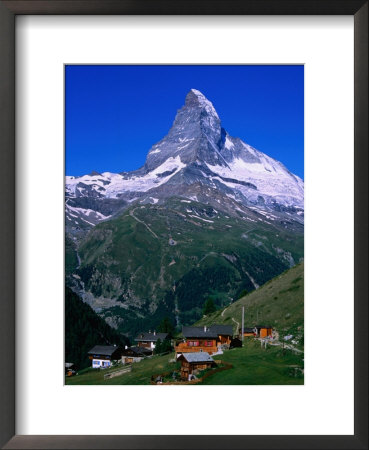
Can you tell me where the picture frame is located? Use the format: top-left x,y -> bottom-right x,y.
0,1 -> 367,449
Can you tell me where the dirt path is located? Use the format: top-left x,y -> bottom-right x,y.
231,317 -> 240,335
130,208 -> 158,239
281,342 -> 303,354
221,306 -> 228,317
244,270 -> 259,290
198,252 -> 217,265
265,339 -> 303,354
284,343 -> 303,353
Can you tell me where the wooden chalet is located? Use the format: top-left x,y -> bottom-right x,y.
175,325 -> 233,356
87,345 -> 123,369
121,346 -> 152,364
239,327 -> 256,338
134,331 -> 169,351
255,325 -> 273,338
178,352 -> 215,380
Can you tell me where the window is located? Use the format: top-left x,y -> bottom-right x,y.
204,341 -> 213,347
188,341 -> 199,347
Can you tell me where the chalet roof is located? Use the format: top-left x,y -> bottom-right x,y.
124,346 -> 152,356
132,346 -> 152,354
182,325 -> 233,338
134,332 -> 168,342
87,345 -> 120,357
180,352 -> 214,363
243,327 -> 255,333
212,325 -> 233,336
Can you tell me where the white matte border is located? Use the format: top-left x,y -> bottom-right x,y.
16,16 -> 354,435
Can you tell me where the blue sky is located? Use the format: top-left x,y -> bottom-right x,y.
65,65 -> 304,179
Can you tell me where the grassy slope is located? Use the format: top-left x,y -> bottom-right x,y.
200,340 -> 303,385
66,339 -> 303,385
196,262 -> 304,344
65,352 -> 179,385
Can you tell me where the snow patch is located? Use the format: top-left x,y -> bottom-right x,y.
207,155 -> 304,208
66,156 -> 186,199
66,204 -> 111,220
224,136 -> 234,150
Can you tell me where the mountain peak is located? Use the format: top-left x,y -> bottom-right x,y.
185,89 -> 217,115
185,88 -> 206,104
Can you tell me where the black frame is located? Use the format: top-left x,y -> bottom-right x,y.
0,1 -> 367,449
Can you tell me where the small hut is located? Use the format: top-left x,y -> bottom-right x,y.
177,352 -> 215,380
255,325 -> 273,338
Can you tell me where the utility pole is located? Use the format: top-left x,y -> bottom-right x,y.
241,306 -> 245,343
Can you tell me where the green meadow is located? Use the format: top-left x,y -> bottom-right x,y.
66,339 -> 303,386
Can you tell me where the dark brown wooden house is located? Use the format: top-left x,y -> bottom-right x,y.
134,331 -> 168,351
121,346 -> 152,364
175,325 -> 233,355
178,352 -> 215,380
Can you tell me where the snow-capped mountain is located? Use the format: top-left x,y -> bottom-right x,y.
66,89 -> 304,229
65,89 -> 304,335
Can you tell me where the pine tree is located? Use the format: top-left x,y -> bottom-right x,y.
203,297 -> 216,315
154,338 -> 162,354
157,316 -> 175,338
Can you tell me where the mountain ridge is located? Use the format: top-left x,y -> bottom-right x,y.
66,89 -> 303,232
